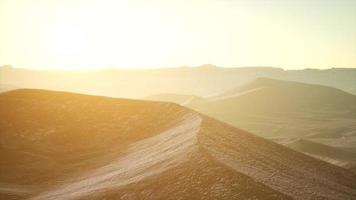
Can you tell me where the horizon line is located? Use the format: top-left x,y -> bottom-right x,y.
1,64 -> 356,72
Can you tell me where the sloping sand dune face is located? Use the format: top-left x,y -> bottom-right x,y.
1,89 -> 356,199
29,114 -> 202,200
199,117 -> 356,199
29,114 -> 289,200
0,89 -> 191,197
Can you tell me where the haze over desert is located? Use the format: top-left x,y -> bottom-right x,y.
1,0 -> 356,199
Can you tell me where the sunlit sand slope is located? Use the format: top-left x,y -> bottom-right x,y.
1,89 -> 356,199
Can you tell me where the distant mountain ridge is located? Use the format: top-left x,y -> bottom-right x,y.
1,65 -> 356,98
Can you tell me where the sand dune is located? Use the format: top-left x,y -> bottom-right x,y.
146,78 -> 356,171
0,183 -> 33,200
30,114 -> 202,200
286,139 -> 356,166
146,93 -> 203,105
1,89 -> 356,199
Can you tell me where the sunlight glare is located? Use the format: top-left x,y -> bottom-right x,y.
49,24 -> 87,55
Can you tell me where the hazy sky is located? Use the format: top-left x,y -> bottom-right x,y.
0,0 -> 355,70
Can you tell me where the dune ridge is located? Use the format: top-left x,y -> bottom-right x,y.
1,89 -> 356,199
